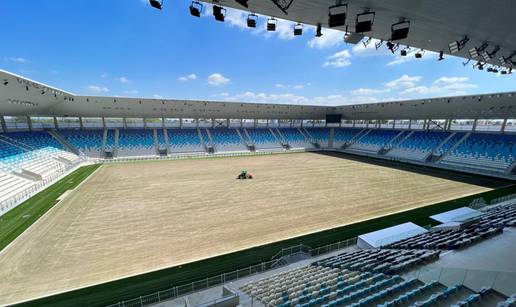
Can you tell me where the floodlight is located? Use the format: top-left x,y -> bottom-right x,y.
213,5 -> 226,22
469,48 -> 479,59
438,51 -> 444,61
386,41 -> 398,53
328,4 -> 347,28
2,80 -> 7,86
293,23 -> 303,36
235,0 -> 248,8
355,11 -> 375,33
189,1 -> 202,17
415,49 -> 424,58
247,13 -> 257,28
391,21 -> 410,41
149,0 -> 163,10
267,17 -> 277,31
448,36 -> 469,53
315,23 -> 323,37
400,49 -> 407,56
476,61 -> 484,70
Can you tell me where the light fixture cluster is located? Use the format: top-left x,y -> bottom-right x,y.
147,0 -> 513,75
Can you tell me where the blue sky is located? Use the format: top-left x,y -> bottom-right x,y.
1,0 -> 515,105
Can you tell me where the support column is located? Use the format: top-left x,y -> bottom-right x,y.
339,120 -> 342,128
290,119 -> 293,128
53,117 -> 59,129
240,118 -> 244,128
102,117 -> 106,129
143,118 -> 147,129
179,118 -> 183,128
312,120 -> 315,128
366,120 -> 369,129
301,120 -> 304,128
501,118 -> 508,133
211,118 -> 215,128
27,116 -> 33,131
162,117 -> 165,129
266,119 -> 269,128
1,116 -> 7,132
352,120 -> 356,128
472,119 -> 478,132
195,118 -> 199,128
79,117 -> 84,129
226,118 -> 230,128
254,119 -> 258,128
392,120 -> 395,129
408,119 -> 412,130
123,118 -> 127,129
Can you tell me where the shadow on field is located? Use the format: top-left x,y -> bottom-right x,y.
314,151 -> 512,189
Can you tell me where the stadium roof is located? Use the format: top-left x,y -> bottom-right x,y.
1,69 -> 516,120
199,0 -> 516,69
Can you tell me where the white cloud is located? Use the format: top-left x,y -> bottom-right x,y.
385,75 -> 423,89
6,57 -> 27,64
87,85 -> 109,93
100,72 -> 108,78
324,50 -> 352,68
208,73 -> 231,86
118,77 -> 130,84
433,77 -> 469,85
307,29 -> 343,49
351,88 -> 385,96
153,94 -> 164,99
178,74 -> 197,82
275,83 -> 308,89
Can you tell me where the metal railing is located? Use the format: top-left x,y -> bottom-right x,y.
106,237 -> 357,307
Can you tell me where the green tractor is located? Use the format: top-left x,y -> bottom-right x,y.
237,170 -> 253,180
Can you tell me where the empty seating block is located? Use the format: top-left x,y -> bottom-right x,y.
117,129 -> 156,157
0,131 -> 74,177
333,128 -> 362,148
385,205 -> 516,251
246,128 -> 282,150
59,129 -> 104,157
279,128 -> 312,148
0,171 -> 34,204
305,128 -> 330,147
388,131 -> 450,161
442,133 -> 516,172
208,128 -> 247,152
168,129 -> 204,153
348,129 -> 401,153
314,249 -> 440,275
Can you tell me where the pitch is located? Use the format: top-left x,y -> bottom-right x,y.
0,153 -> 497,304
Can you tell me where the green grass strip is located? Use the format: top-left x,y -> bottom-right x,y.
0,164 -> 101,252
20,183 -> 516,307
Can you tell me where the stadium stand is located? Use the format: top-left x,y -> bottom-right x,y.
304,128 -> 330,148
208,128 -> 247,152
117,129 -> 156,157
167,128 -> 204,153
333,128 -> 362,148
385,204 -> 516,250
245,128 -> 283,151
0,170 -> 34,204
441,133 -> 516,172
278,128 -> 313,149
387,131 -> 451,161
59,129 -> 104,157
347,129 -> 404,154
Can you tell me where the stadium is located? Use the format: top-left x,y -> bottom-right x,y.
1,1 -> 516,307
